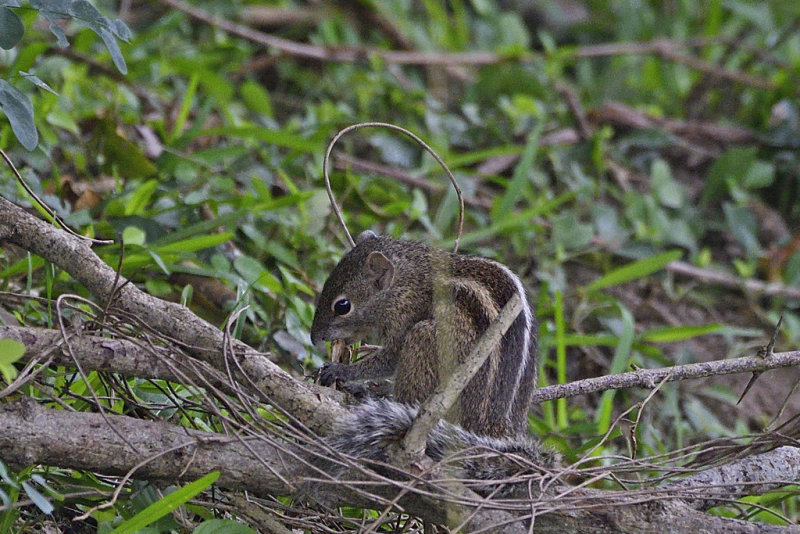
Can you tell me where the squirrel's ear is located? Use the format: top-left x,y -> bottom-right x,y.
365,251 -> 394,291
357,230 -> 378,243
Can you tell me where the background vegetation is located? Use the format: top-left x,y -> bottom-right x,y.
1,0 -> 799,531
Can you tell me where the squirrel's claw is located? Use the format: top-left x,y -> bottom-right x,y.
317,362 -> 345,387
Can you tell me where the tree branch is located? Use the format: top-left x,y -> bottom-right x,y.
0,324 -> 193,384
533,350 -> 800,404
664,445 -> 800,511
1,398 -> 796,533
0,196 -> 345,434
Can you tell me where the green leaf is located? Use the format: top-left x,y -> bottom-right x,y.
0,7 -> 23,49
0,79 -> 37,150
110,472 -> 219,534
124,179 -> 159,216
723,203 -> 762,259
582,250 -> 683,292
785,250 -> 800,286
0,255 -> 45,278
0,338 -> 24,383
68,0 -> 129,74
46,107 -> 79,134
702,147 -> 756,204
195,127 -> 323,153
554,290 -> 568,429
595,306 -> 635,433
725,0 -> 775,32
442,190 -> 576,248
651,159 -> 684,209
743,160 -> 774,189
240,79 -> 273,117
493,121 -> 541,218
122,226 -> 146,246
640,324 -> 723,343
20,71 -> 58,95
552,212 -> 594,251
234,256 -> 282,294
0,459 -> 13,486
0,339 -> 25,364
154,233 -> 234,254
193,519 -> 257,534
32,0 -> 69,47
562,334 -> 618,347
170,72 -> 199,143
95,118 -> 157,178
446,144 -> 523,169
20,481 -> 53,515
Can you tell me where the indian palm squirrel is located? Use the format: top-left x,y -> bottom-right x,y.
312,231 -> 543,444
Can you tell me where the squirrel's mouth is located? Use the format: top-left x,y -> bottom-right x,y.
311,331 -> 363,351
311,318 -> 372,351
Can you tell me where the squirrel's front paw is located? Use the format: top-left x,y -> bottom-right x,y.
318,362 -> 347,387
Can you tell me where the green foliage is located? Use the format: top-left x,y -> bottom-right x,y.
582,250 -> 684,293
0,461 -> 59,532
1,0 -> 799,529
193,519 -> 257,534
0,337 -> 25,382
108,472 -> 219,534
0,0 -> 131,149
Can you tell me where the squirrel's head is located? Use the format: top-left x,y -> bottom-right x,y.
311,231 -> 399,349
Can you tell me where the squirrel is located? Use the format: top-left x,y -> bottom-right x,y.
311,230 -> 537,438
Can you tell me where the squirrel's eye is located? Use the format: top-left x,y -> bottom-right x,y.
333,298 -> 351,316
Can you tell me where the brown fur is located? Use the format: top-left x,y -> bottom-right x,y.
311,231 -> 537,437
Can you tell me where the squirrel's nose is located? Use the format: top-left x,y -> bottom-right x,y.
310,330 -> 326,352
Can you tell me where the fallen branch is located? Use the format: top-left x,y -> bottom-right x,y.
664,445 -> 800,511
2,398 -> 797,533
590,100 -> 757,146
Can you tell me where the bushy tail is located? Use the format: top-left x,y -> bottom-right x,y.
324,399 -> 559,495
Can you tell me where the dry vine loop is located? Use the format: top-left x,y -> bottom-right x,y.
322,121 -> 465,252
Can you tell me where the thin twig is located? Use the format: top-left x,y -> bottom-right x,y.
532,349 -> 800,404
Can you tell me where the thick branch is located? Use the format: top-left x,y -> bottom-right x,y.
664,445 -> 800,510
0,325 -> 189,383
1,399 -> 795,533
0,196 -> 344,433
0,398 -> 295,496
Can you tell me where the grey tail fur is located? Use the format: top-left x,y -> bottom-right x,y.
323,399 -> 559,495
